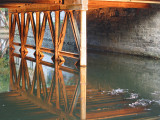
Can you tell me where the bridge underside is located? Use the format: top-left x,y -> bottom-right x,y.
0,0 -> 160,12
0,0 -> 159,66
1,0 -> 160,119
0,0 -> 160,9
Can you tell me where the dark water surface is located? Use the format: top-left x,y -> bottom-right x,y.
0,50 -> 160,120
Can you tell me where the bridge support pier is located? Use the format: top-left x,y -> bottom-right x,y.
80,10 -> 87,67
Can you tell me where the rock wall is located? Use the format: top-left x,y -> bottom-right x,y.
86,5 -> 160,58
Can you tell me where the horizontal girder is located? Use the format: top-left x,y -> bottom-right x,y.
0,0 -> 160,11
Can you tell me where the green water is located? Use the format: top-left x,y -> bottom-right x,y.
0,51 -> 160,119
87,52 -> 160,98
87,52 -> 160,119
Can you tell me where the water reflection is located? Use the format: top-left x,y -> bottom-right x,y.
9,52 -> 85,119
0,47 -> 160,119
7,52 -> 158,120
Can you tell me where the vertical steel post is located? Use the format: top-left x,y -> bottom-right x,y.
35,12 -> 41,98
80,0 -> 88,118
9,13 -> 14,90
21,12 -> 26,90
55,11 -> 60,61
80,10 -> 87,67
36,12 -> 40,56
21,13 -> 25,56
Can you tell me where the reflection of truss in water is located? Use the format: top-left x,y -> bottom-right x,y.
7,54 -> 150,119
10,54 -> 80,119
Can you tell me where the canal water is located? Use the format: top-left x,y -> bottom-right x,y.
1,37 -> 160,119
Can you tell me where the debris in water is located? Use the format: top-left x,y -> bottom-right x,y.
154,100 -> 160,105
100,90 -> 107,95
126,93 -> 139,99
2,104 -> 5,107
129,99 -> 152,108
108,88 -> 128,95
145,108 -> 151,111
151,91 -> 160,95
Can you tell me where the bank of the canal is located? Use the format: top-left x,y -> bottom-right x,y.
0,54 -> 9,93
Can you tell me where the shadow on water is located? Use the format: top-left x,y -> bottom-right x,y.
0,47 -> 160,119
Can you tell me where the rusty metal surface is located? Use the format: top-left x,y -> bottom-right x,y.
0,0 -> 160,10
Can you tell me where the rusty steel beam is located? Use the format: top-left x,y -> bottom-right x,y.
9,10 -> 83,68
0,0 -> 60,4
88,1 -> 151,9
